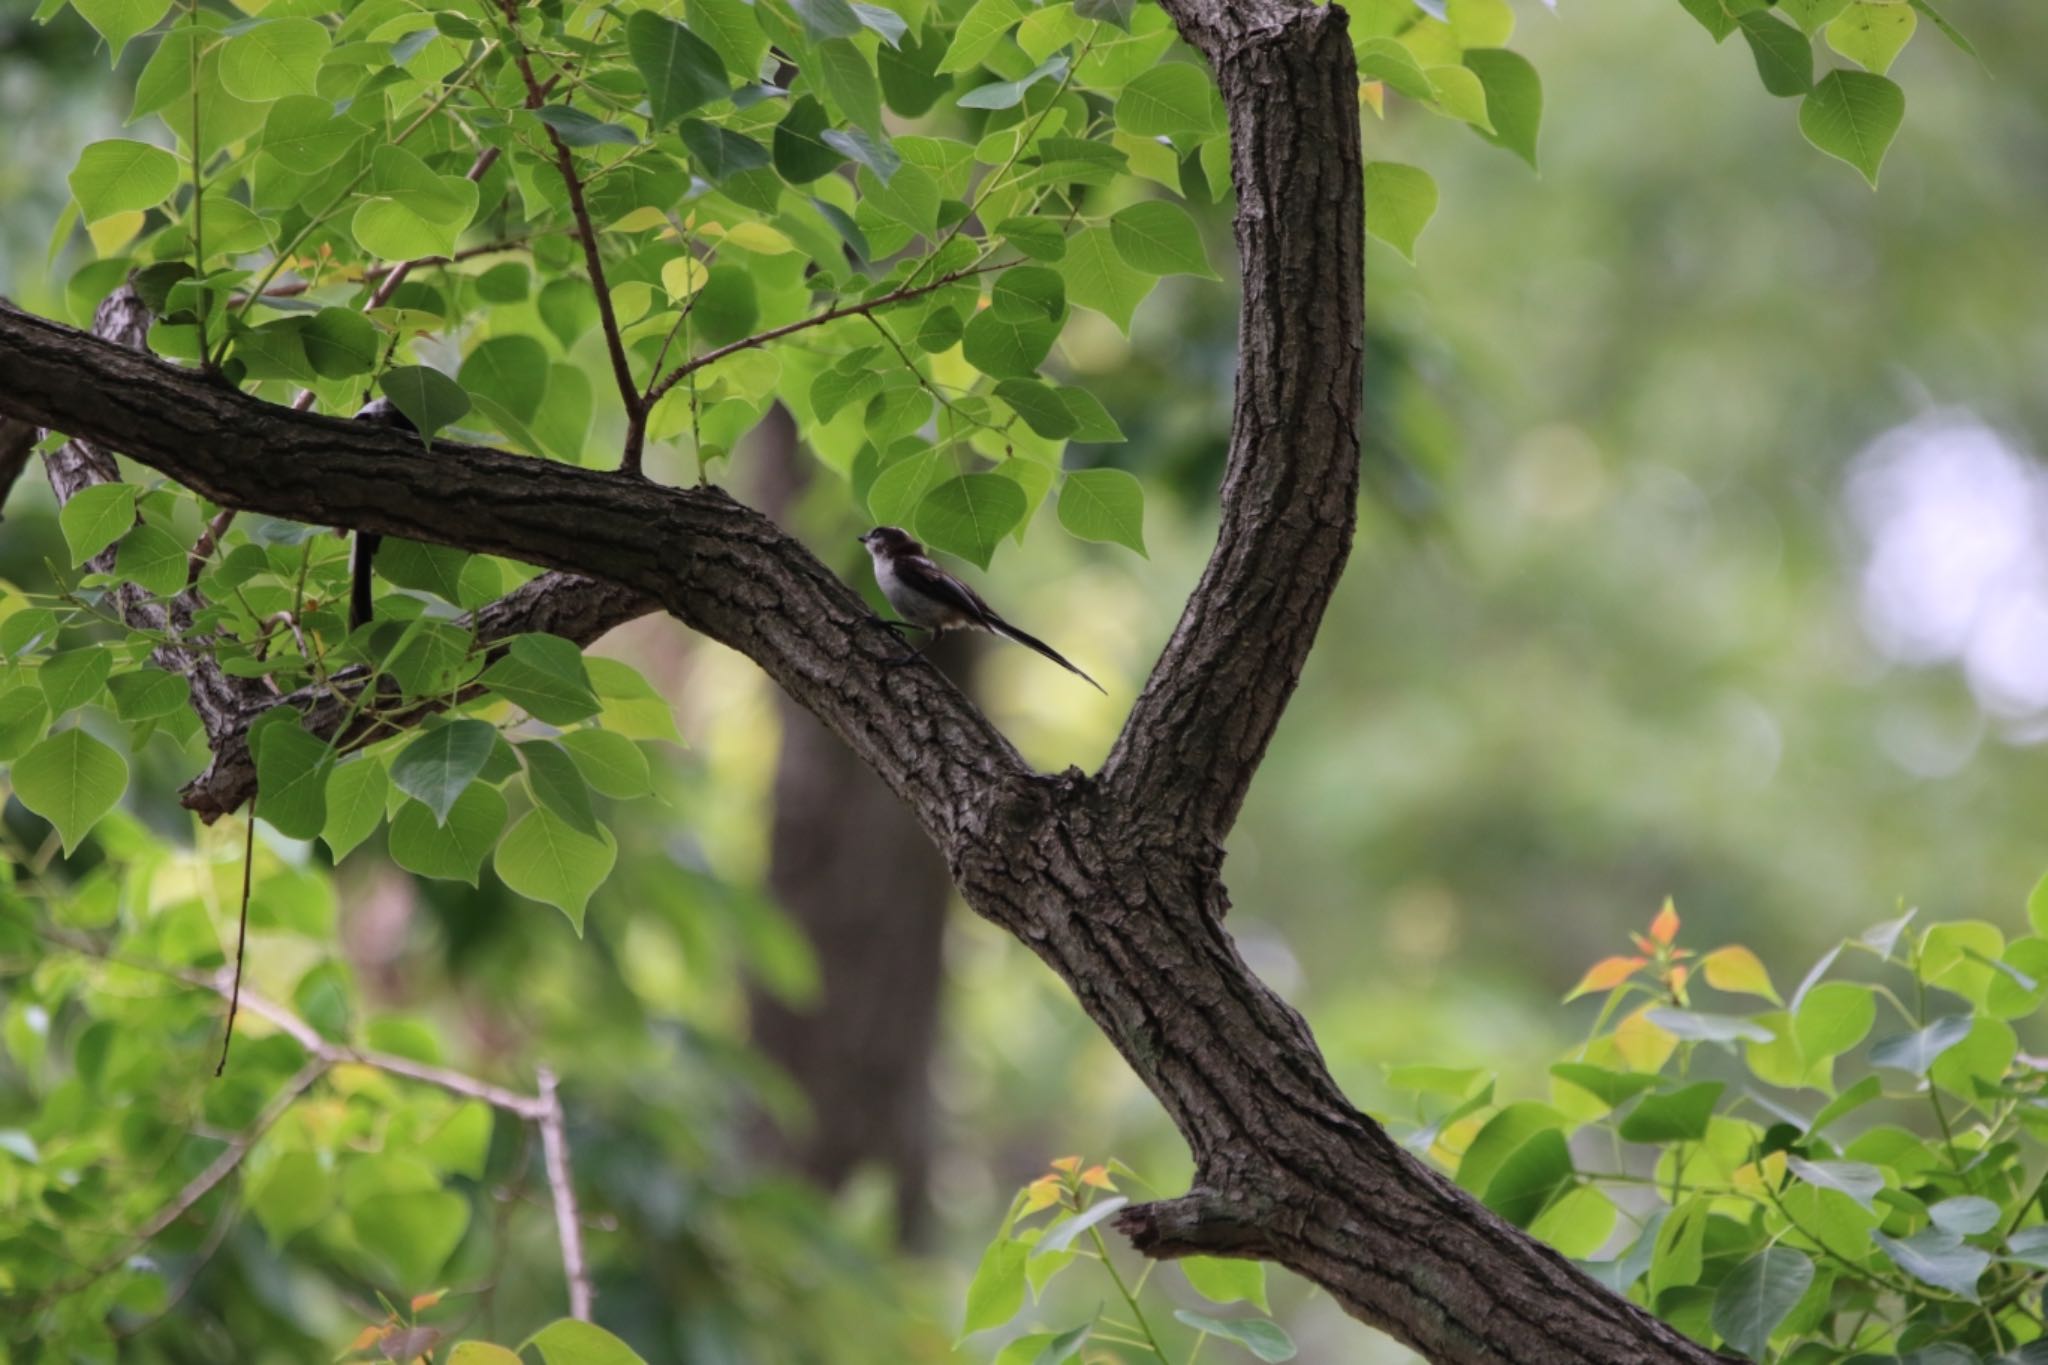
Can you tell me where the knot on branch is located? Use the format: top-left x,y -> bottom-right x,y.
1114,1186 -> 1273,1261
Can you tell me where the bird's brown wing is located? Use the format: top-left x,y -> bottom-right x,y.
898,553 -> 995,627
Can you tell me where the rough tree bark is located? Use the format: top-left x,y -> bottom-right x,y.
0,0 -> 1731,1357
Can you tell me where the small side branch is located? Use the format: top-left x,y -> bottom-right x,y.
494,1 -> 644,474
536,1067 -> 594,1321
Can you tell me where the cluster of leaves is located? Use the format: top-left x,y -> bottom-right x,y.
1675,0 -> 1978,186
1379,894 -> 2048,1363
960,1156 -> 1295,1363
2,508 -> 675,932
0,810 -> 491,1349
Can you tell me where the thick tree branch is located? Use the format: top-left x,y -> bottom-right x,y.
1099,0 -> 1364,852
0,299 -> 1028,848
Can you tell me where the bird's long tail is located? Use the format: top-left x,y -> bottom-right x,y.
984,616 -> 1105,693
349,532 -> 382,631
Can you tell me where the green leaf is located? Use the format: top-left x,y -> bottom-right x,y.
322,756 -> 388,863
1642,1007 -> 1770,1043
1869,1014 -> 1971,1074
1424,65 -> 1493,132
994,379 -> 1080,439
1711,1248 -> 1815,1360
821,127 -> 899,184
1364,162 -> 1438,262
959,1237 -> 1029,1339
2028,871 -> 2048,937
39,648 -> 112,716
525,1319 -> 650,1365
792,0 -> 863,40
1779,0 -> 1851,34
388,784 -> 509,887
774,96 -> 844,182
114,525 -> 186,596
107,667 -> 186,722
679,120 -> 771,180
352,146 -> 479,262
584,657 -> 680,743
996,215 -> 1067,261
494,808 -> 617,934
1057,468 -> 1146,555
249,1149 -> 330,1245
390,720 -> 498,826
1480,1129 -> 1572,1227
938,0 -> 1027,75
1676,0 -> 1741,41
58,483 -> 136,564
252,707 -> 331,840
1799,70 -> 1904,187
351,1189 -> 470,1291
1108,200 -> 1216,278
259,96 -> 366,171
1929,1196 -> 2001,1237
853,1 -> 907,48
1549,1063 -> 1658,1109
1874,1230 -> 1989,1300
1907,0 -> 1974,56
963,308 -> 1060,379
480,635 -> 601,725
1828,0 -> 1916,73
11,728 -> 127,854
689,0 -> 769,76
218,19 -> 329,100
1786,1156 -> 1883,1210
1357,38 -> 1435,101
914,475 -> 1027,570
1058,226 -> 1155,333
1739,12 -> 1814,96
814,37 -> 884,135
1170,1311 -> 1296,1363
459,336 -> 550,426
71,0 -> 170,65
300,308 -> 380,379
1037,1196 -> 1130,1255
1462,49 -> 1540,166
518,740 -> 599,836
1182,1257 -> 1269,1312
992,265 -> 1067,322
959,53 -> 1068,111
859,162 -> 940,232
1617,1081 -> 1723,1143
379,365 -> 471,443
1794,980 -> 1875,1059
626,10 -> 730,129
1115,64 -> 1217,138
559,729 -> 651,799
68,139 -> 179,224
1058,387 -> 1125,443
535,105 -> 639,147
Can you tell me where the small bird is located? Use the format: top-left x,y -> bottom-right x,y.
858,526 -> 1104,693
348,396 -> 417,630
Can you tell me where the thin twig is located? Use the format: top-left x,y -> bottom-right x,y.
52,1058 -> 329,1298
536,1067 -> 593,1320
213,809 -> 256,1075
643,259 -> 1015,408
493,0 -> 642,474
245,235 -> 532,303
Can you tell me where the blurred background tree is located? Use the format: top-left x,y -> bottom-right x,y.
3,0 -> 2046,1359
